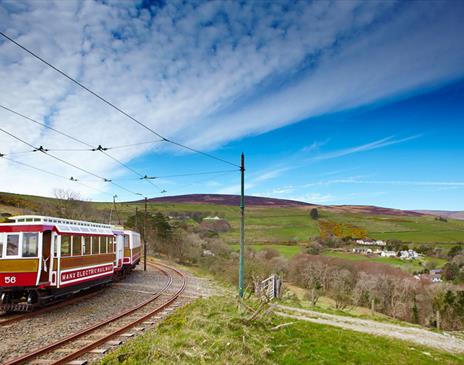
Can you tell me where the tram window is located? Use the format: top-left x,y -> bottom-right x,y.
6,235 -> 19,256
100,237 -> 107,254
0,235 -> 3,258
61,236 -> 71,257
72,236 -> 82,256
83,236 -> 91,255
124,235 -> 129,248
54,236 -> 58,257
91,237 -> 99,255
22,233 -> 39,257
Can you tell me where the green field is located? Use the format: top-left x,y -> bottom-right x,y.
322,251 -> 447,273
100,296 -> 463,365
2,191 -> 464,246
229,243 -> 302,258
322,210 -> 464,244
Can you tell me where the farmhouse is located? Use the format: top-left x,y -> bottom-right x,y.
399,249 -> 420,260
380,250 -> 397,258
204,216 -> 222,220
355,239 -> 386,246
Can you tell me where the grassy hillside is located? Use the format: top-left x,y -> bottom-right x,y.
99,295 -> 464,365
1,191 -> 464,245
322,251 -> 447,273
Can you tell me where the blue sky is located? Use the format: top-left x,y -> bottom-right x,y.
0,0 -> 463,210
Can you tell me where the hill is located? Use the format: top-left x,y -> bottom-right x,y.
415,210 -> 464,221
1,191 -> 464,244
141,194 -> 425,217
140,194 -> 314,207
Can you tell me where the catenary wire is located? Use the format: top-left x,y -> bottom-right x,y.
0,31 -> 240,168
0,103 -> 165,193
0,127 -> 141,196
0,155 -> 111,196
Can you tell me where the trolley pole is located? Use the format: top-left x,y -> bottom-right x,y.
239,153 -> 245,298
135,207 -> 138,229
144,197 -> 147,272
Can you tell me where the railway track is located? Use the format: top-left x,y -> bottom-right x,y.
0,289 -> 103,327
3,261 -> 187,365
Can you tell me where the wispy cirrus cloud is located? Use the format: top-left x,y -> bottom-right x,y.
301,139 -> 330,153
310,135 -> 422,161
0,0 -> 463,200
304,177 -> 464,189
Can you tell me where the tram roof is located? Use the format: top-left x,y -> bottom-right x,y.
4,215 -> 114,235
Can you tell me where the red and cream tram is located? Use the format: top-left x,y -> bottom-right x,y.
0,215 -> 140,311
123,230 -> 142,269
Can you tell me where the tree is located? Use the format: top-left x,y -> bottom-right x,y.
443,262 -> 460,281
52,189 -> 96,220
302,261 -> 329,306
306,241 -> 322,255
153,212 -> 172,241
330,268 -> 356,310
310,208 -> 319,220
448,245 -> 463,258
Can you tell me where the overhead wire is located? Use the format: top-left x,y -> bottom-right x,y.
0,126 -> 141,196
105,140 -> 165,150
162,169 -> 239,193
0,155 -> 111,196
0,103 -> 165,193
101,168 -> 240,182
0,31 -> 240,169
0,105 -> 237,197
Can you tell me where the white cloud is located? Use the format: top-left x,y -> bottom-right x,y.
310,135 -> 422,161
301,139 -> 330,153
304,178 -> 464,189
0,0 -> 462,199
289,193 -> 336,204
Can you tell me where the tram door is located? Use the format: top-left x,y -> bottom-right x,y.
40,231 -> 52,283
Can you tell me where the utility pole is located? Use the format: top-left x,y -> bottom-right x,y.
135,206 -> 138,231
144,197 -> 147,271
109,194 -> 117,224
239,153 -> 245,298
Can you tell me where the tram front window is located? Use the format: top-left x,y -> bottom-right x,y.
6,234 -> 19,256
22,233 -> 39,257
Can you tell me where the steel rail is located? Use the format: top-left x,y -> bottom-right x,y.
50,262 -> 186,365
0,289 -> 102,327
3,263 -> 175,365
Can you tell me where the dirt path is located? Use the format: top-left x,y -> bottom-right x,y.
274,304 -> 464,354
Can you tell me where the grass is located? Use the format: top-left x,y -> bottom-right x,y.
229,244 -> 302,258
2,191 -> 464,245
322,251 -> 447,273
282,284 -> 431,329
99,295 -> 464,365
322,210 -> 464,243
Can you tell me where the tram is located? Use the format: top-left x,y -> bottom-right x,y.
0,215 -> 140,311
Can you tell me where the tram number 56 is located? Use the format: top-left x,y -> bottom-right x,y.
4,276 -> 16,284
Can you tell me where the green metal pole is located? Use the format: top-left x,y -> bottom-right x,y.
144,197 -> 147,272
239,153 -> 245,298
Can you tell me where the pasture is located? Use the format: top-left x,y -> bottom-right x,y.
322,251 -> 447,273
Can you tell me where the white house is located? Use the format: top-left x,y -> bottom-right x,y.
399,249 -> 420,260
204,216 -> 222,221
352,247 -> 372,255
356,239 -> 386,246
380,250 -> 397,258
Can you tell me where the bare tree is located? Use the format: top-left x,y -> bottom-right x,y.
330,268 -> 356,310
53,189 -> 94,220
302,261 -> 329,306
